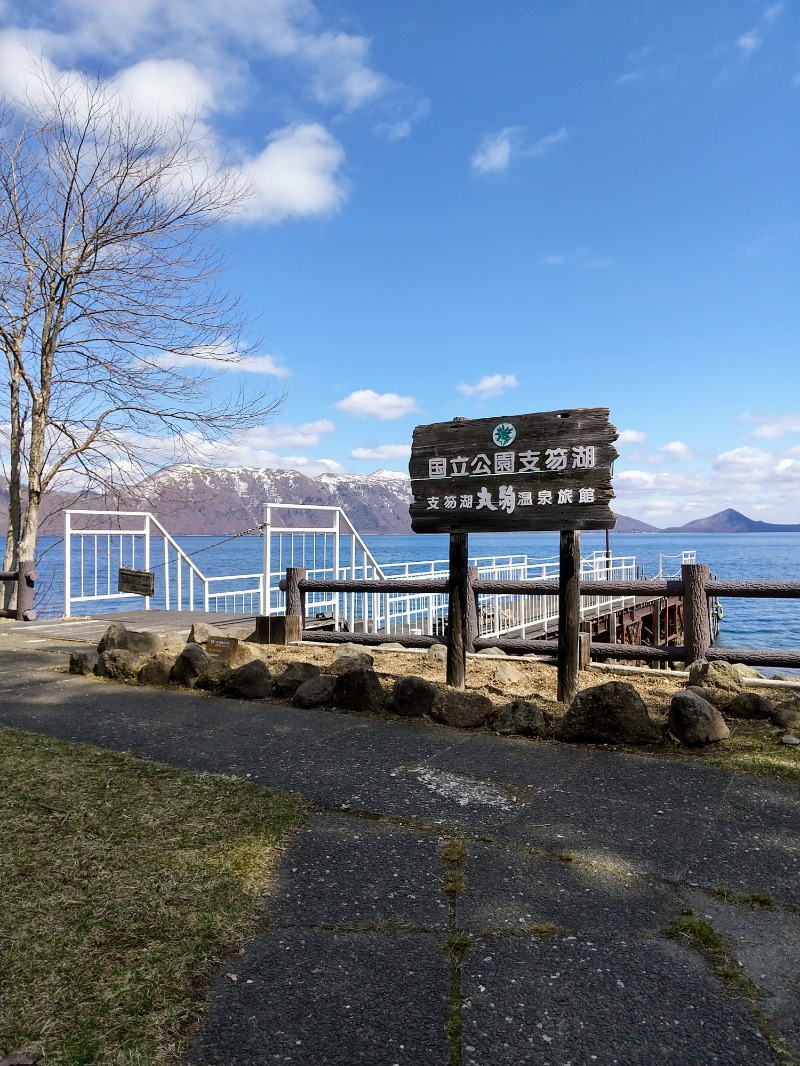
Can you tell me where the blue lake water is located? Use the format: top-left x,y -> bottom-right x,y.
14,530 -> 800,656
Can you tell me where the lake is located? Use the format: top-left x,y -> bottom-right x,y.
14,530 -> 800,659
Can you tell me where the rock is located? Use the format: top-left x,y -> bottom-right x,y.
293,674 -> 336,708
69,650 -> 99,675
430,688 -> 493,729
332,666 -> 385,714
97,623 -> 129,653
228,642 -> 271,669
376,642 -> 407,652
771,699 -> 800,730
781,734 -> 800,746
491,661 -> 521,690
196,660 -> 231,691
95,649 -> 147,681
557,682 -> 662,745
476,647 -> 506,656
221,660 -> 274,700
333,643 -> 374,665
329,653 -> 376,676
385,676 -> 437,718
686,660 -> 744,707
97,623 -> 163,657
732,663 -> 765,681
491,699 -> 557,738
169,643 -> 212,688
161,632 -> 188,657
668,691 -> 731,746
724,691 -> 775,720
273,661 -> 321,697
137,653 -> 176,687
425,644 -> 448,662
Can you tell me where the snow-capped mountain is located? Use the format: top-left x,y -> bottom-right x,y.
115,464 -> 414,535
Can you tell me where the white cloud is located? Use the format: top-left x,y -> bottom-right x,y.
334,389 -> 419,420
660,440 -> 694,460
743,412 -> 800,440
456,373 -> 519,400
471,127 -> 520,174
113,58 -> 216,120
350,444 -> 411,460
540,247 -> 612,270
471,125 -> 567,175
236,122 -> 347,224
617,429 -> 647,445
165,347 -> 292,377
526,126 -> 569,157
250,419 -> 335,448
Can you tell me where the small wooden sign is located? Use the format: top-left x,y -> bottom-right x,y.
409,407 -> 618,534
205,636 -> 239,665
117,568 -> 155,597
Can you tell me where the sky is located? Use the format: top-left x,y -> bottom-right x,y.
0,0 -> 798,526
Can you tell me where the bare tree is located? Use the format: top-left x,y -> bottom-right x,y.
0,66 -> 283,581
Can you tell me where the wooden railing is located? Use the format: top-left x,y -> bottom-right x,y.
281,563 -> 800,669
0,561 -> 37,621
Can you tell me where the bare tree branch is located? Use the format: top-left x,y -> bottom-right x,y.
0,63 -> 283,573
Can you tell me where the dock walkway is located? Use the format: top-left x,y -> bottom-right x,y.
0,629 -> 798,1064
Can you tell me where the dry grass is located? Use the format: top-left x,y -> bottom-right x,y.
0,726 -> 300,1066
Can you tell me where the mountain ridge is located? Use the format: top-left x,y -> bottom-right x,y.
2,469 -> 798,537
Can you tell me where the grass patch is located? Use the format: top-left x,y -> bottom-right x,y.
653,719 -> 800,783
709,887 -> 775,910
443,931 -> 474,964
441,869 -> 466,898
0,725 -> 300,1066
439,835 -> 468,866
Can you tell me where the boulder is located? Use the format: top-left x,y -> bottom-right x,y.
430,688 -> 493,729
491,699 -> 557,738
162,632 -> 189,657
195,660 -> 231,691
669,690 -> 731,746
98,623 -> 164,657
385,675 -> 437,719
329,653 -> 376,676
476,647 -> 506,656
333,643 -> 374,667
95,649 -> 147,682
724,691 -> 775,720
138,653 -> 177,687
332,666 -> 385,714
772,699 -> 800,730
169,643 -> 212,688
69,650 -> 99,675
376,642 -> 407,652
425,643 -> 448,662
686,660 -> 744,707
732,664 -> 766,682
274,661 -> 322,697
293,674 -> 336,708
490,660 -> 522,690
557,682 -> 662,745
221,660 -> 274,700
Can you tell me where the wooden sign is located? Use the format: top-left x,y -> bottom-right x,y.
117,568 -> 155,597
409,408 -> 618,534
206,636 -> 239,665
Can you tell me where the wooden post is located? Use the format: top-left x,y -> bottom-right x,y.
578,625 -> 591,670
285,567 -> 307,644
16,561 -> 37,621
682,562 -> 711,664
447,533 -> 469,688
557,530 -> 581,705
465,565 -> 479,653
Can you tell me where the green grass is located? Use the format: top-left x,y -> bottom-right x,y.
0,726 -> 300,1066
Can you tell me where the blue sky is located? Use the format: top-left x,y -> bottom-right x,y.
1,0 -> 798,525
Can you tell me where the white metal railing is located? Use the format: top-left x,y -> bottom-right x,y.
63,510 -> 263,617
64,506 -> 677,640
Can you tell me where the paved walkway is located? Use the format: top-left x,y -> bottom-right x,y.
1,630 -> 798,1065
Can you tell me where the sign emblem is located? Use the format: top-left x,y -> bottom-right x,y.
492,422 -> 516,447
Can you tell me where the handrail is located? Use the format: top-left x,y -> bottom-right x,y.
283,562 -> 800,669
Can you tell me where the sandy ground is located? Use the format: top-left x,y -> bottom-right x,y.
261,642 -> 686,721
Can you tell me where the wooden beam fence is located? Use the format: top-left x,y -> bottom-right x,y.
0,562 -> 38,621
279,563 -> 800,671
